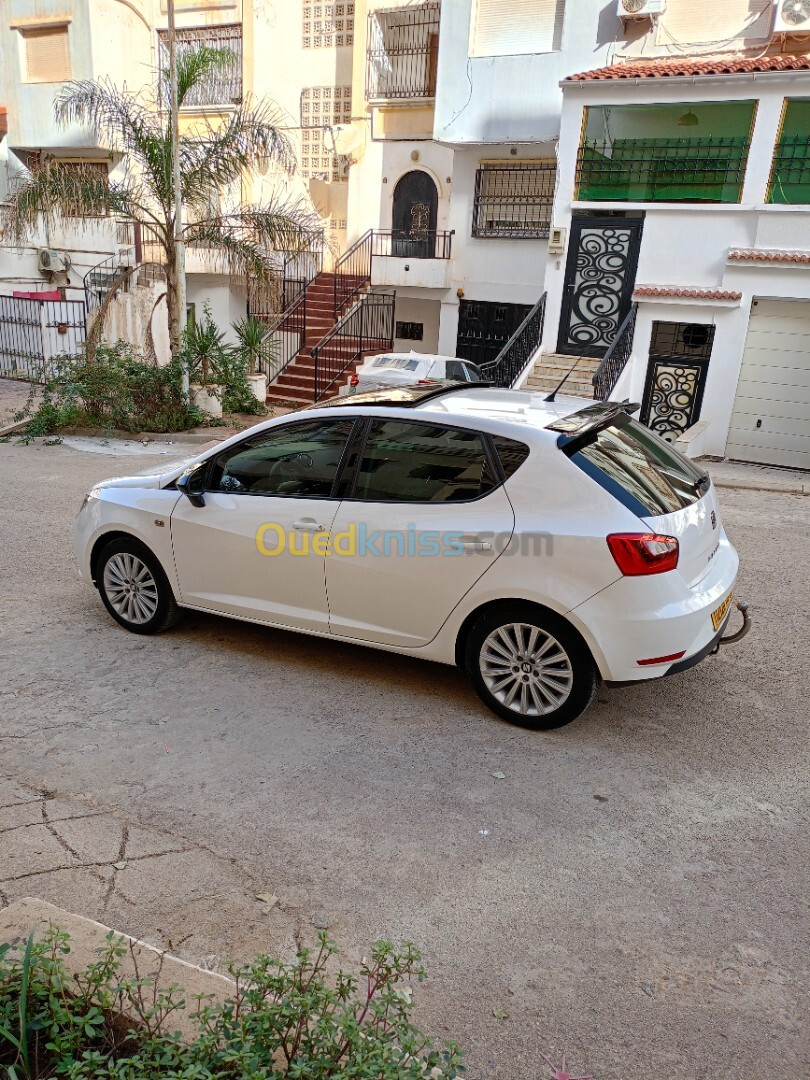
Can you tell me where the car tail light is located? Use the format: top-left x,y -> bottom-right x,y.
350,373 -> 359,387
607,533 -> 679,576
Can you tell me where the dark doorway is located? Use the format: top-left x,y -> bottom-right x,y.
456,300 -> 531,368
557,216 -> 643,357
640,321 -> 715,442
392,170 -> 438,259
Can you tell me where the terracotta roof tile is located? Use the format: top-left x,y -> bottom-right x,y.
633,286 -> 742,301
565,53 -> 810,83
728,248 -> 810,264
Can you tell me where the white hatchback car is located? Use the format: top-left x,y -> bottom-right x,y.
74,384 -> 749,729
342,352 -> 483,394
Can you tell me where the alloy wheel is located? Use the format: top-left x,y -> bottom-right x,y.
102,552 -> 159,626
480,622 -> 574,716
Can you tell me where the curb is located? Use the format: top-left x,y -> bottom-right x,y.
0,897 -> 233,1040
710,477 -> 808,496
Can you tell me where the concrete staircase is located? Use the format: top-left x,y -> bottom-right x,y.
522,351 -> 599,399
265,272 -> 371,406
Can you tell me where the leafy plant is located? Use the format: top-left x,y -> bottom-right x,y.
15,342 -> 205,436
232,315 -> 274,377
183,305 -> 265,415
0,927 -> 464,1079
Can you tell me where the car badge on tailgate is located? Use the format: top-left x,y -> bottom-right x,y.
710,510 -> 717,529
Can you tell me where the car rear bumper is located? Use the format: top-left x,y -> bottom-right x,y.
568,534 -> 740,683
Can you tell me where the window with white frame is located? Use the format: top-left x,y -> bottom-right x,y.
301,87 -> 352,182
472,162 -> 555,238
302,1 -> 355,49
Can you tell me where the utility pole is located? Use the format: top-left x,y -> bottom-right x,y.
167,0 -> 188,394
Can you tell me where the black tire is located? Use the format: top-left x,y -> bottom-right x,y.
96,536 -> 182,635
465,603 -> 596,730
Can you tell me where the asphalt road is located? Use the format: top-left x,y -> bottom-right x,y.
0,438 -> 807,1079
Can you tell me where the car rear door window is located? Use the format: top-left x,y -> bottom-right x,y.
492,436 -> 530,478
208,419 -> 356,497
352,420 -> 498,503
570,418 -> 708,516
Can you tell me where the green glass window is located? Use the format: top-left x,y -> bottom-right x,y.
576,102 -> 756,204
768,99 -> 810,205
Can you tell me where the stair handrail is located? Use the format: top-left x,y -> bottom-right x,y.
333,229 -> 373,319
312,291 -> 395,402
281,228 -> 325,311
592,303 -> 638,400
479,292 -> 547,389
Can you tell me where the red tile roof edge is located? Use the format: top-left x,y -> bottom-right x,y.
728,248 -> 810,264
633,286 -> 742,301
565,53 -> 810,83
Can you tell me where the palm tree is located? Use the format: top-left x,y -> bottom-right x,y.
1,48 -> 321,356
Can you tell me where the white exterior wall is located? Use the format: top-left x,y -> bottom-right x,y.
550,71 -> 810,459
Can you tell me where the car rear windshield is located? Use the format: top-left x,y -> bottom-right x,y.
566,418 -> 709,517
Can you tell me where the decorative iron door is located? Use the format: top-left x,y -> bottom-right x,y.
456,300 -> 531,368
557,217 -> 643,357
392,170 -> 438,259
640,321 -> 715,442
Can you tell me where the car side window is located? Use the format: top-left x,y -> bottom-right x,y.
444,360 -> 468,382
491,436 -> 530,478
207,419 -> 356,497
352,420 -> 498,503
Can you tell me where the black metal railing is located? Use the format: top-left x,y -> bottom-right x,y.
480,293 -> 546,389
593,304 -> 637,400
158,24 -> 243,107
577,137 -> 750,203
366,2 -> 440,100
371,230 -> 453,260
282,231 -> 325,309
334,230 -> 373,318
313,292 -> 395,402
84,254 -> 125,314
472,163 -> 555,239
260,292 -> 308,385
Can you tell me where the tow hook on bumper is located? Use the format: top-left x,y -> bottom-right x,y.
714,599 -> 752,650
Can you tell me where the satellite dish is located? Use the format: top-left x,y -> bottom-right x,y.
327,124 -> 363,156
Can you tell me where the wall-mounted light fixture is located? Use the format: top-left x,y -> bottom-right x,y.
457,287 -> 465,298
410,149 -> 420,162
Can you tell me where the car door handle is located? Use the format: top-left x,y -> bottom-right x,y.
462,541 -> 492,552
293,519 -> 326,532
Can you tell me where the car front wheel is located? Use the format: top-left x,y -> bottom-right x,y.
97,537 -> 181,635
465,604 -> 596,730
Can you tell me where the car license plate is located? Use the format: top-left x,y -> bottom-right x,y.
711,592 -> 734,631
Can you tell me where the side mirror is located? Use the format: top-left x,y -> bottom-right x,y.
176,466 -> 206,508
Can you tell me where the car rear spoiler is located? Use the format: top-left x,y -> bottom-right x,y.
548,401 -> 641,455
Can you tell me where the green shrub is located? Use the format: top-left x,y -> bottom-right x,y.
0,927 -> 463,1079
183,306 -> 265,416
17,342 -> 205,436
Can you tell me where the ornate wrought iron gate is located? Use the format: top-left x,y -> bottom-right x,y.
392,170 -> 438,259
557,217 -> 643,357
640,321 -> 715,441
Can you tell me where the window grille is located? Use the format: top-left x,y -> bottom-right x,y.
366,2 -> 440,100
472,163 -> 555,238
157,24 -> 242,106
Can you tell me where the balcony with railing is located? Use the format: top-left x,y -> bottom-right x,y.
768,99 -> 810,205
366,2 -> 440,102
157,24 -> 243,108
576,102 -> 756,204
369,228 -> 453,288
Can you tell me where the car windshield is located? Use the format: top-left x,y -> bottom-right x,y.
373,356 -> 420,371
569,418 -> 709,516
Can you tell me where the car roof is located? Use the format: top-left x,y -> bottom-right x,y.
309,384 -> 596,438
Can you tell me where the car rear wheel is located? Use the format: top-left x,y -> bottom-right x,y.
97,537 -> 181,635
465,605 -> 596,730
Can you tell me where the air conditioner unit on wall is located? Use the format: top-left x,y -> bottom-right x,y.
616,0 -> 667,19
38,249 -> 70,274
773,0 -> 810,33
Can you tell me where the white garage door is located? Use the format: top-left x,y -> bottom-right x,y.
727,298 -> 810,469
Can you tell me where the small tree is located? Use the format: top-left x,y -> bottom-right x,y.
1,48 -> 321,357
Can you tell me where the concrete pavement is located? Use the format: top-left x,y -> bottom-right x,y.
0,438 -> 807,1079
